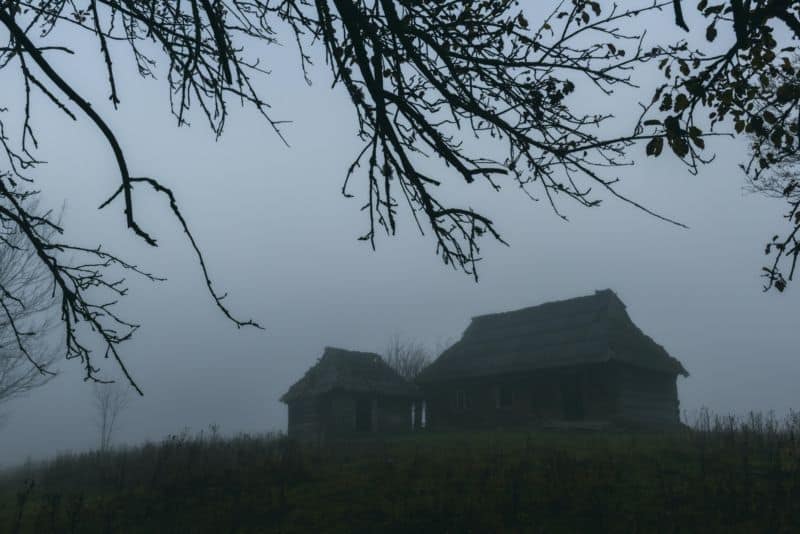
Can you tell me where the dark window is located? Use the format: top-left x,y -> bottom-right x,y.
496,386 -> 512,409
455,390 -> 468,411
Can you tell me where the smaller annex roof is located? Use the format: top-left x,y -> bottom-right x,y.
281,347 -> 421,403
417,289 -> 688,383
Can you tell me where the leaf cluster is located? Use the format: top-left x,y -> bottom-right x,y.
640,0 -> 800,291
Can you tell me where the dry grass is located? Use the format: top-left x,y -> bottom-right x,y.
1,412 -> 799,533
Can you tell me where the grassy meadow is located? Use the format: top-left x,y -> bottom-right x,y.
1,412 -> 799,533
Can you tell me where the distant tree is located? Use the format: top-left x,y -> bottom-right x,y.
0,196 -> 58,409
3,1 -> 800,391
93,383 -> 130,452
383,335 -> 431,380
747,156 -> 800,201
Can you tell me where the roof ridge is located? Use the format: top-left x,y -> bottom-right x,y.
322,346 -> 381,357
468,289 -> 619,321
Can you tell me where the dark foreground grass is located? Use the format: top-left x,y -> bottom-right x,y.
1,412 -> 799,533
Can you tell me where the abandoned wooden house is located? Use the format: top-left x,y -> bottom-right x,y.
281,347 -> 421,441
416,290 -> 688,429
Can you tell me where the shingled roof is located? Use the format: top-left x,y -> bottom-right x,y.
281,347 -> 421,403
417,289 -> 688,383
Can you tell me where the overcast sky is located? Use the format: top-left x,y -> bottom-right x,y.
1,4 -> 798,467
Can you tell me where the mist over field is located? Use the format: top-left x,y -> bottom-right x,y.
0,1 -> 798,471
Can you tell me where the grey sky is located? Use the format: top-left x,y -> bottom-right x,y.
1,4 -> 798,467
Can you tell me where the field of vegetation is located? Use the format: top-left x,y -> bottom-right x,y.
1,412 -> 799,533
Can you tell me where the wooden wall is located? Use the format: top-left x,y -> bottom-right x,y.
286,397 -> 321,441
287,392 -> 415,441
612,363 -> 680,425
288,364 -> 681,438
375,396 -> 414,434
421,363 -> 679,429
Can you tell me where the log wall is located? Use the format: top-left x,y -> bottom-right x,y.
421,362 -> 681,429
612,363 -> 680,425
287,392 -> 415,441
421,364 -> 618,430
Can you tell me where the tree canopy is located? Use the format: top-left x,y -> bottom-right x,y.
1,0 -> 798,391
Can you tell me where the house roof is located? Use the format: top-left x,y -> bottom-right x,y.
417,289 -> 688,383
280,347 -> 421,403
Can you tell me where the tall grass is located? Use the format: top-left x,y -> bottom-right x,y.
1,413 -> 799,533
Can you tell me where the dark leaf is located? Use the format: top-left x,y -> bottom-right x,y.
706,23 -> 717,42
646,136 -> 664,157
669,136 -> 690,158
674,93 -> 690,112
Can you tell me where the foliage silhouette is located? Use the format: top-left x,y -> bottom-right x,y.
1,1 -> 799,389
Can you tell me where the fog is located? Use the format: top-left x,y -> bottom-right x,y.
1,7 -> 798,468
